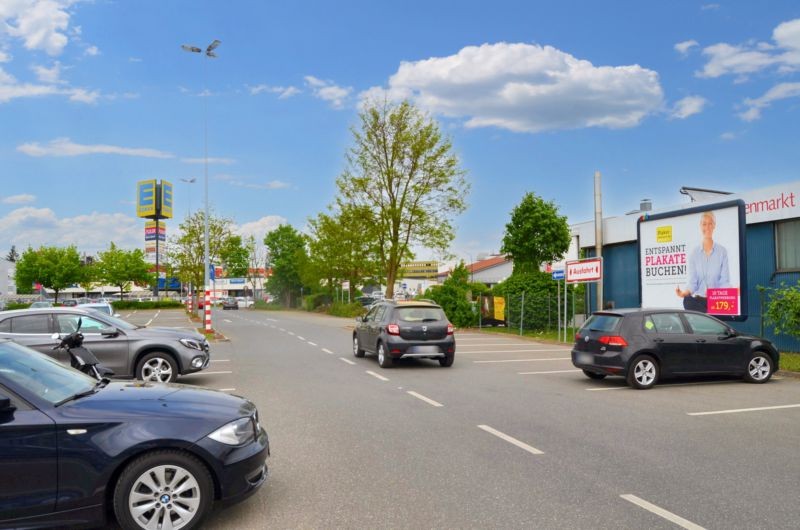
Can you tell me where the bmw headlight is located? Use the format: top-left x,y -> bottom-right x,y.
208,417 -> 255,446
180,338 -> 204,351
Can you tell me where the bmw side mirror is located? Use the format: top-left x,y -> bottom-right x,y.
0,395 -> 16,414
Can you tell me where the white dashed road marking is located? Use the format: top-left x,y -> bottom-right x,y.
297,336 -> 306,341
366,371 -> 389,382
198,371 -> 233,375
519,369 -> 582,375
223,319 -> 232,323
210,359 -> 230,363
407,391 -> 443,407
477,425 -> 543,455
687,403 -> 800,416
307,341 -> 317,346
466,350 -> 570,354
620,494 -> 706,530
322,348 -> 334,354
339,357 -> 356,365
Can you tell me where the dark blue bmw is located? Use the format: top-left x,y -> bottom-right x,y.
0,339 -> 269,529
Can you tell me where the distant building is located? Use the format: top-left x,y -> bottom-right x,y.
439,255 -> 512,288
0,260 -> 16,297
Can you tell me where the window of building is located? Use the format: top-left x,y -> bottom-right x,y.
776,219 -> 800,270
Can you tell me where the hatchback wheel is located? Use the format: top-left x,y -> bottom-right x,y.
439,354 -> 454,367
377,342 -> 393,368
627,355 -> 659,389
582,369 -> 607,380
114,450 -> 213,530
744,352 -> 774,383
137,352 -> 178,383
353,335 -> 365,358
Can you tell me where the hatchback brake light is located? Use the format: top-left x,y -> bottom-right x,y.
386,323 -> 400,335
447,323 -> 454,335
598,335 -> 628,347
574,332 -> 581,341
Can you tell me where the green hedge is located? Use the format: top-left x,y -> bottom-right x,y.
112,300 -> 184,310
327,302 -> 366,318
5,303 -> 31,310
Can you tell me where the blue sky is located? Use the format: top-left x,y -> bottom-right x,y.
1,0 -> 799,262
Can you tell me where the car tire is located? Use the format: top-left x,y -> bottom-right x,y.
582,369 -> 607,380
353,335 -> 365,358
743,351 -> 774,384
377,342 -> 393,368
438,354 -> 455,367
113,450 -> 213,530
627,354 -> 659,389
137,352 -> 179,383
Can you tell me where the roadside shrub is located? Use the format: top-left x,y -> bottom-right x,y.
5,303 -> 30,310
763,282 -> 800,340
254,300 -> 283,310
304,293 -> 332,311
328,302 -> 366,318
112,300 -> 183,310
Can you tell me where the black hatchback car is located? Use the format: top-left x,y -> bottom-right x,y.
572,308 -> 780,389
0,339 -> 269,529
353,301 -> 455,368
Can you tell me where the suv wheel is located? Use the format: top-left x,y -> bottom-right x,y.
137,352 -> 178,383
113,450 -> 213,530
353,335 -> 365,358
377,342 -> 393,368
744,352 -> 774,383
438,354 -> 454,367
627,355 -> 659,389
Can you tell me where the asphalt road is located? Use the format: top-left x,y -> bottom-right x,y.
121,308 -> 800,529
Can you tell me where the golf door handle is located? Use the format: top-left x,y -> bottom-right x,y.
653,338 -> 664,343
695,339 -> 706,343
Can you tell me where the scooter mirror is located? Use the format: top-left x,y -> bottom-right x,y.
51,332 -> 60,341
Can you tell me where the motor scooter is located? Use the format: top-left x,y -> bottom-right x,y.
51,318 -> 115,380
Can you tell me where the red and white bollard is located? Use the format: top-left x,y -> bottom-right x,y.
204,289 -> 212,333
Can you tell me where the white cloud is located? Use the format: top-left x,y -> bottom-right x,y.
17,137 -> 174,158
674,40 -> 699,55
31,61 -> 64,84
0,0 -> 76,56
0,207 -> 141,254
739,82 -> 800,121
360,42 -> 664,133
720,131 -> 737,141
304,75 -> 352,108
0,66 -> 14,84
129,57 -> 142,63
84,45 -> 99,56
0,50 -> 11,63
214,174 -> 291,190
698,18 -> 800,78
670,95 -> 707,119
248,84 -> 300,99
701,3 -> 720,10
1,194 -> 36,204
235,215 -> 288,242
181,157 -> 236,165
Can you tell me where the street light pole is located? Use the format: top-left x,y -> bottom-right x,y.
180,177 -> 196,218
182,40 -> 220,333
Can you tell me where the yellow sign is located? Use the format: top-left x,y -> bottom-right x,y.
493,296 -> 505,321
160,180 -> 173,219
137,180 -> 157,218
656,225 -> 672,243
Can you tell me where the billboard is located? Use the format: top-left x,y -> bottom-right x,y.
136,180 -> 157,218
637,200 -> 747,320
144,220 -> 166,242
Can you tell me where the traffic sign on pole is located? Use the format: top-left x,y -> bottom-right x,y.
552,270 -> 565,280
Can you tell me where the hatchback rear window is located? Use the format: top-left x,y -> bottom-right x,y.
396,307 -> 446,322
581,314 -> 622,333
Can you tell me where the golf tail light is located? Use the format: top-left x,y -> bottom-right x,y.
599,335 -> 628,347
386,324 -> 400,335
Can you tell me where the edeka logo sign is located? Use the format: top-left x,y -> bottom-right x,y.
739,184 -> 799,224
137,180 -> 157,218
656,226 -> 672,243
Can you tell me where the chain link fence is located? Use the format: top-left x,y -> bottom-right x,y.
477,290 -> 587,335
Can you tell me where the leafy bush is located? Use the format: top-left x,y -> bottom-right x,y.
5,303 -> 30,310
254,300 -> 283,310
303,293 -> 332,311
328,302 -> 366,318
426,263 -> 478,328
112,300 -> 183,310
492,271 -> 572,331
763,282 -> 800,340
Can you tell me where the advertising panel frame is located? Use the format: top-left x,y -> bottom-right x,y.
636,199 -> 747,321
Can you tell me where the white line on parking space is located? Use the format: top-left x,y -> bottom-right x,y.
198,371 -> 233,375
297,336 -> 305,341
287,331 -> 295,336
339,357 -> 356,365
223,319 -> 232,323
687,403 -> 800,416
366,370 -> 389,382
407,391 -> 443,407
586,386 -> 627,391
210,359 -> 230,363
322,348 -> 333,354
519,369 -> 582,375
586,380 -> 738,392
218,388 -> 236,392
465,350 -> 570,354
307,341 -> 317,346
459,343 -> 568,348
474,358 -> 571,363
477,425 -> 543,455
620,494 -> 706,530
279,328 -> 285,331
266,318 -> 277,322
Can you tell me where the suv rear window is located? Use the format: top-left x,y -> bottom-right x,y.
581,314 -> 622,333
396,307 -> 446,322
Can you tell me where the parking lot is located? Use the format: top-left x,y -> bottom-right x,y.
121,309 -> 800,528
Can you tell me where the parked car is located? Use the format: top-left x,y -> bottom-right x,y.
353,300 -> 455,368
236,296 -> 254,308
78,301 -> 118,317
0,307 -> 210,382
0,339 -> 269,529
572,308 -> 780,389
29,300 -> 53,308
222,297 -> 239,310
62,299 -> 78,307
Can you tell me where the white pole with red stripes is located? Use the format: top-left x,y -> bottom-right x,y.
204,288 -> 212,332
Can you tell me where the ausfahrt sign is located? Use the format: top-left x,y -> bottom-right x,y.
566,258 -> 602,283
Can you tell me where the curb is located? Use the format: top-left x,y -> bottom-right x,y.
777,370 -> 800,379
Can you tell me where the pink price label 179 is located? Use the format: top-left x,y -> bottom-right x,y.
707,288 -> 739,315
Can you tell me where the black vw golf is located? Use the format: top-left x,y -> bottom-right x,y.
572,308 -> 780,389
0,339 -> 269,529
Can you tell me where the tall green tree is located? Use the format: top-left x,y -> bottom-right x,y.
96,243 -> 153,299
14,246 -> 83,302
308,204 -> 379,300
6,245 -> 19,262
264,224 -> 310,306
167,210 -> 235,306
219,235 -> 249,278
501,192 -> 571,273
336,99 -> 468,298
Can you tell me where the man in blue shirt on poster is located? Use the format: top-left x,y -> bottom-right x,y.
675,210 -> 730,313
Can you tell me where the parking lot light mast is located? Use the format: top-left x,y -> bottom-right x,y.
182,39 -> 220,332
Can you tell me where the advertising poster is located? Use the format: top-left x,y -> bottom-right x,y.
638,200 -> 747,320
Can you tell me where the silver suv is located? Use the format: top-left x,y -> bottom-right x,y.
0,307 -> 209,382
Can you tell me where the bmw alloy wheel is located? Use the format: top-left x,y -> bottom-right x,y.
128,464 -> 201,530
